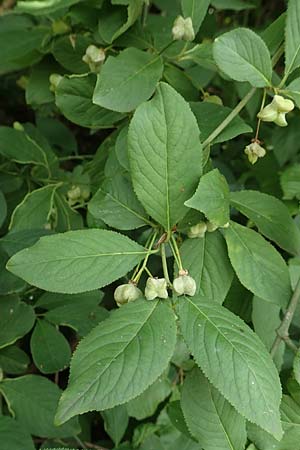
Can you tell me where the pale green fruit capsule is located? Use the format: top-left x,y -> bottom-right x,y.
172,15 -> 195,41
173,274 -> 196,296
272,95 -> 294,113
188,221 -> 207,238
183,17 -> 195,41
145,278 -> 168,300
244,142 -> 266,165
85,44 -> 106,64
257,103 -> 278,122
274,112 -> 288,127
67,185 -> 81,202
114,283 -> 143,307
49,73 -> 63,92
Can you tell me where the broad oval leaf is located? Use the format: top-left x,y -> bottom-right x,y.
30,319 -> 71,374
0,296 -> 35,349
55,299 -> 177,424
185,168 -> 230,227
285,0 -> 300,78
181,368 -> 247,450
7,229 -> 147,294
0,345 -> 30,375
0,375 -> 80,438
16,0 -> 81,15
128,82 -> 202,230
9,185 -> 57,232
0,416 -> 35,450
93,48 -> 164,112
88,172 -> 150,230
213,28 -> 272,87
55,75 -> 124,129
230,190 -> 300,256
223,222 -> 292,306
178,232 -> 233,303
178,294 -> 283,439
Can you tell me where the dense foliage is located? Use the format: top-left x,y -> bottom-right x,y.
1,0 -> 300,449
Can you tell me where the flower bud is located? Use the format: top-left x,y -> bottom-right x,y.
114,283 -> 142,306
244,142 -> 266,165
172,15 -> 195,41
173,273 -> 196,296
188,221 -> 207,238
145,278 -> 168,300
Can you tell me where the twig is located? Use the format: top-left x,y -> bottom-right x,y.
270,276 -> 300,358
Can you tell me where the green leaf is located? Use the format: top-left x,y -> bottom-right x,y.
167,400 -> 192,438
224,222 -> 292,306
128,82 -> 202,230
0,127 -> 50,167
0,190 -> 7,228
252,297 -> 284,370
0,375 -> 80,438
185,169 -> 230,227
230,190 -> 300,256
0,229 -> 52,257
211,0 -> 255,10
30,319 -> 71,374
37,291 -> 108,337
9,185 -> 57,232
0,296 -> 35,349
0,345 -> 30,375
181,368 -> 247,450
88,173 -> 150,230
181,0 -> 210,34
93,48 -> 164,112
190,102 -> 252,145
16,0 -> 81,15
285,0 -> 300,78
179,232 -> 233,303
0,249 -> 26,295
177,294 -> 283,439
280,164 -> 300,200
7,229 -> 147,294
213,28 -> 272,87
55,299 -> 177,424
55,75 -> 124,129
98,0 -> 143,43
0,416 -> 35,450
25,61 -> 56,107
102,405 -> 129,446
248,395 -> 300,450
0,21 -> 48,74
285,78 -> 300,108
293,348 -> 300,386
115,125 -> 130,171
52,35 -> 92,74
127,375 -> 172,420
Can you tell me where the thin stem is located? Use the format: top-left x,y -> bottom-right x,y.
170,235 -> 184,271
161,243 -> 172,287
158,40 -> 176,56
202,87 -> 257,149
169,240 -> 181,270
133,232 -> 158,282
59,155 -> 94,161
144,266 -> 153,278
270,276 -> 300,358
254,88 -> 267,141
